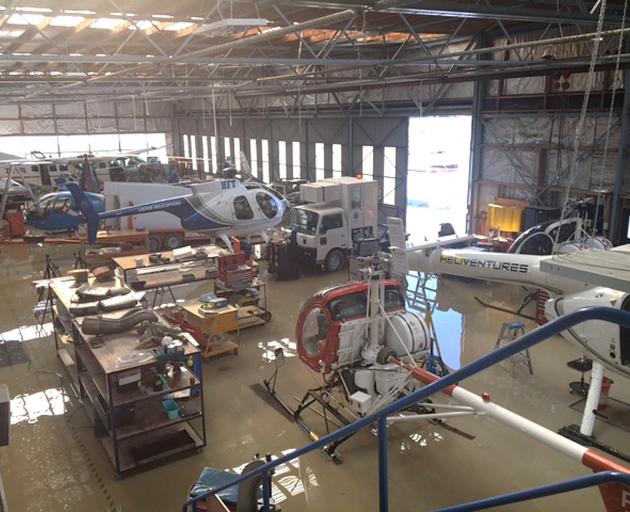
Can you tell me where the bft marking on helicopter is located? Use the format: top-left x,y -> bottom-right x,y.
439,254 -> 529,273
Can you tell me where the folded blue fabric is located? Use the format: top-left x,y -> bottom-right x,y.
189,467 -> 262,507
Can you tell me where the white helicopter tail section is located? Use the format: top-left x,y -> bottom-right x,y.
387,217 -> 409,280
240,150 -> 252,178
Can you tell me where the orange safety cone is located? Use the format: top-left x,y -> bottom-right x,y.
230,236 -> 241,254
127,202 -> 134,231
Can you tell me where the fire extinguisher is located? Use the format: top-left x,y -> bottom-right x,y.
597,377 -> 612,410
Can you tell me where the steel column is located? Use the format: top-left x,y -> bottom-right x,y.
262,471 -> 271,512
610,67 -> 630,243
347,116 -> 354,176
467,35 -> 488,234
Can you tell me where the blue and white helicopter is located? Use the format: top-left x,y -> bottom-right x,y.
66,178 -> 289,251
25,190 -> 105,232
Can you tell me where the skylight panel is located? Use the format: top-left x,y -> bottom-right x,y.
164,22 -> 193,31
7,13 -> 46,25
90,18 -> 125,30
50,16 -> 85,27
0,29 -> 25,38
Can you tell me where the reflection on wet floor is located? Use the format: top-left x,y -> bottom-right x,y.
406,272 -> 464,370
431,308 -> 463,371
0,322 -> 53,343
258,337 -> 297,362
229,449 -> 313,505
11,387 -> 68,425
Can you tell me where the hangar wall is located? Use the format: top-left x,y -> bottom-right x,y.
173,31 -> 630,236
472,28 -> 629,236
174,114 -> 409,222
0,99 -> 173,136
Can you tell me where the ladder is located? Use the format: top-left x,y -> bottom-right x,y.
405,270 -> 447,375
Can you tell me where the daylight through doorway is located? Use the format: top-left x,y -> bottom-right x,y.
406,116 -> 472,244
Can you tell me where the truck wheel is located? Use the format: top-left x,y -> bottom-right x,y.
163,233 -> 184,250
325,249 -> 345,272
148,236 -> 161,252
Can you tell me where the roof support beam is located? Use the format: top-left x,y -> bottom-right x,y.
278,0 -> 623,25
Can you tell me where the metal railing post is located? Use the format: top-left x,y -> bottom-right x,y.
262,470 -> 271,512
378,416 -> 389,512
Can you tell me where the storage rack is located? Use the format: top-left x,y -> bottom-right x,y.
215,279 -> 271,329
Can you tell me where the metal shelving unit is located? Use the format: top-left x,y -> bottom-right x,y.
215,279 -> 271,329
72,317 -> 206,477
48,279 -> 206,478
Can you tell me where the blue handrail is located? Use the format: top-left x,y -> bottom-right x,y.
436,471 -> 630,512
182,306 -> 630,512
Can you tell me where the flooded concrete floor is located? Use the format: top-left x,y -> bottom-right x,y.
0,243 -> 628,511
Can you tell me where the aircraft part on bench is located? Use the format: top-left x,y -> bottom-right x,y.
81,308 -> 159,336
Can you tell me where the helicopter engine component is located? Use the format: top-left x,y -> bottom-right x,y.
385,312 -> 430,358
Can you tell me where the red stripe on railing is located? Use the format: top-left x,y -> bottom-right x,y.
582,450 -> 630,512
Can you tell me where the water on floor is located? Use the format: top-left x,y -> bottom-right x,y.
0,243 -> 628,511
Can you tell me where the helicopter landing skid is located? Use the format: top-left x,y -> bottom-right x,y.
262,370 -> 354,464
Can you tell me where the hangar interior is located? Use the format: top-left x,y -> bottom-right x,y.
0,1 -> 629,512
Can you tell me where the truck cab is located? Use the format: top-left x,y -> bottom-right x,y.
286,177 -> 378,272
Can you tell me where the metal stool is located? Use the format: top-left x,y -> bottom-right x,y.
494,321 -> 534,376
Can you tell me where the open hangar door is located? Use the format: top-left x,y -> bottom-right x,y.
406,116 -> 472,244
351,117 -> 408,225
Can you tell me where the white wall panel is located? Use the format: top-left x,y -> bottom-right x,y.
21,103 -> 54,118
87,117 -> 118,133
86,101 -> 115,117
56,118 -> 86,134
54,102 -> 85,117
0,121 -> 20,134
22,119 -> 55,134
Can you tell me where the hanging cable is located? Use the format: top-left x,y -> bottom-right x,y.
593,0 -> 628,235
553,0 -> 609,254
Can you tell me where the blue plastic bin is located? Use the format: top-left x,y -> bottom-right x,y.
162,399 -> 180,420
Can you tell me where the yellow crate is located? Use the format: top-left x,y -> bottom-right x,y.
487,203 -> 523,232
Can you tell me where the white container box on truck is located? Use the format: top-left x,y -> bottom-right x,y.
286,177 -> 378,272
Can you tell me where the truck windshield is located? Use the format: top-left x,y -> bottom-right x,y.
289,209 -> 319,236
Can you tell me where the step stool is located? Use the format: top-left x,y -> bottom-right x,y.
494,322 -> 534,376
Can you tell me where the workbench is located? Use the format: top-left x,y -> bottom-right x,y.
112,246 -> 230,307
47,278 -> 206,477
113,245 -> 229,282
47,276 -> 136,395
179,300 -> 240,359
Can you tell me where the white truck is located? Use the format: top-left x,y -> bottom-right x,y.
286,177 -> 378,272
